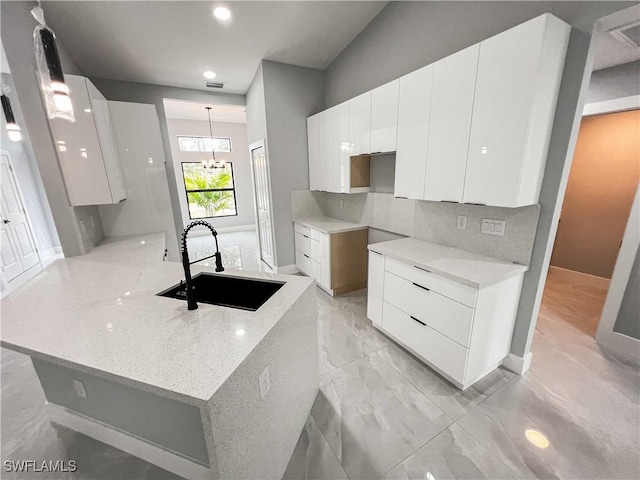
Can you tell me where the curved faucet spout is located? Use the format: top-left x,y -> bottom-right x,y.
181,220 -> 225,310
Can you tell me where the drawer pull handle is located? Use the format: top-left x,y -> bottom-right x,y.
303,234 -> 309,238
414,265 -> 431,273
410,315 -> 426,326
304,254 -> 309,258
412,282 -> 430,292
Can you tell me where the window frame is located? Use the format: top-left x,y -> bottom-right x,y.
181,161 -> 239,220
177,135 -> 233,153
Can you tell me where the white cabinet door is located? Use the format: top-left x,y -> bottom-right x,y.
463,14 -> 569,207
307,114 -> 321,191
395,65 -> 433,199
367,250 -> 385,326
318,109 -> 334,192
424,45 -> 479,203
370,80 -> 399,153
332,102 -> 350,193
349,91 -> 371,156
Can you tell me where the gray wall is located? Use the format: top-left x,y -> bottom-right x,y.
246,61 -> 325,268
321,0 -> 634,360
90,77 -> 245,256
613,244 -> 640,340
0,73 -> 60,256
586,61 -> 640,103
325,1 -> 635,107
32,357 -> 209,465
1,0 -> 105,257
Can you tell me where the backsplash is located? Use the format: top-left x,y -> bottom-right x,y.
292,190 -> 540,265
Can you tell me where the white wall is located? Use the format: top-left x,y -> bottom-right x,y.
166,118 -> 255,231
586,61 -> 640,103
97,102 -> 179,261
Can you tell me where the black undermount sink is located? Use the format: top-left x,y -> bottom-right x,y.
157,273 -> 285,312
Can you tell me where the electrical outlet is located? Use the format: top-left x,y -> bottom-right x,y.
259,366 -> 271,400
481,219 -> 506,236
73,379 -> 87,399
339,199 -> 344,209
79,220 -> 87,235
457,215 -> 467,230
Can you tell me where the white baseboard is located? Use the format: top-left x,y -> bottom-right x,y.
276,264 -> 299,275
40,246 -> 64,268
47,403 -> 211,480
548,265 -> 610,285
186,224 -> 256,236
502,352 -> 533,375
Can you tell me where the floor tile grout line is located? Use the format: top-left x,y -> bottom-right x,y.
308,412 -> 351,480
375,422 -> 454,480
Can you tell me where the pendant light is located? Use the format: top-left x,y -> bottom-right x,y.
1,88 -> 22,142
32,5 -> 75,122
201,107 -> 226,170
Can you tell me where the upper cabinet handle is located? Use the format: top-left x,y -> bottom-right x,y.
302,234 -> 309,238
410,315 -> 426,326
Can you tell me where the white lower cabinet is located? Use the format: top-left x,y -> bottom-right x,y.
367,251 -> 524,389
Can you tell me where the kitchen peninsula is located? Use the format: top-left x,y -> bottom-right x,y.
0,234 -> 318,480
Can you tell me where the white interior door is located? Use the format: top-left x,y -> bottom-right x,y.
250,142 -> 275,269
1,153 -> 40,282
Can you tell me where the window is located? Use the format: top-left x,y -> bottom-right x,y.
182,162 -> 237,219
177,136 -> 232,153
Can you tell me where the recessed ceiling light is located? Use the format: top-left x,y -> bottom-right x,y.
213,6 -> 231,21
203,71 -> 217,80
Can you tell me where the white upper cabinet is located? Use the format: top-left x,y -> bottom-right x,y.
395,65 -> 434,199
370,79 -> 399,153
424,45 -> 479,203
49,75 -> 126,206
307,114 -> 321,191
463,14 -> 570,207
318,109 -> 334,192
332,101 -> 350,193
349,91 -> 371,156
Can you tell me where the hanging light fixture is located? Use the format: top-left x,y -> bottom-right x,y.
201,107 -> 226,170
32,5 -> 74,122
1,88 -> 22,142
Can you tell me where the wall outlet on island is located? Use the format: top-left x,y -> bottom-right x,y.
259,366 -> 271,400
73,379 -> 87,399
339,199 -> 344,209
457,215 -> 467,230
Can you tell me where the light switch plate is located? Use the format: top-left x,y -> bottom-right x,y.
457,215 -> 467,230
259,366 -> 271,400
481,219 -> 506,236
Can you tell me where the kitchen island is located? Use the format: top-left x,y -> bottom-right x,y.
1,234 -> 318,480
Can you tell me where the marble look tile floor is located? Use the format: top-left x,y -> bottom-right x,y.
2,238 -> 638,479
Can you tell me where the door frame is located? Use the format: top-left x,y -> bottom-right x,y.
596,184 -> 640,362
248,139 -> 277,269
0,149 -> 42,290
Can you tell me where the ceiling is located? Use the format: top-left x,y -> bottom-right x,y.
164,99 -> 246,123
592,6 -> 640,71
41,1 -> 387,94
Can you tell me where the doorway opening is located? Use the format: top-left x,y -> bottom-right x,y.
540,8 -> 640,355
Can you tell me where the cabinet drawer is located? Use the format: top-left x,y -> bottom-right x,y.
295,251 -> 312,276
384,272 -> 473,347
310,229 -> 325,242
385,257 -> 476,307
294,232 -> 311,256
294,223 -> 310,237
383,302 -> 467,383
310,238 -> 322,262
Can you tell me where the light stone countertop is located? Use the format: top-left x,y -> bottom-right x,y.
0,233 -> 314,405
294,216 -> 367,234
368,237 -> 528,288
